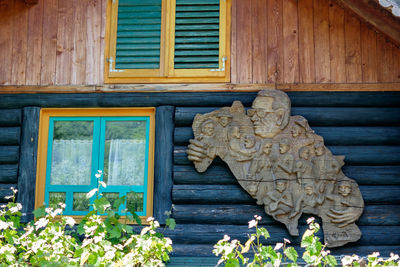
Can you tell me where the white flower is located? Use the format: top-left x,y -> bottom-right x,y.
146,216 -> 155,222
254,215 -> 262,221
0,220 -> 11,230
104,250 -> 115,260
65,216 -> 76,227
389,253 -> 399,261
248,219 -> 257,228
4,195 -> 13,199
93,235 -> 103,243
284,238 -> 291,244
99,181 -> 107,188
34,218 -> 49,229
81,238 -> 92,247
10,187 -> 18,194
222,234 -> 230,242
59,203 -> 66,209
274,242 -> 283,251
114,244 -> 124,250
341,256 -> 354,266
370,252 -> 380,258
95,173 -> 101,178
86,188 -> 98,199
307,217 -> 315,224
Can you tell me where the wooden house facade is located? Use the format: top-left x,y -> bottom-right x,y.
0,0 -> 399,264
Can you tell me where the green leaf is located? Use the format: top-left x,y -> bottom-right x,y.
324,255 -> 337,267
256,227 -> 270,239
113,195 -> 126,210
284,247 -> 298,262
33,205 -> 46,219
128,208 -> 142,225
93,198 -> 110,213
109,226 -> 122,239
301,235 -> 313,248
166,218 -> 176,230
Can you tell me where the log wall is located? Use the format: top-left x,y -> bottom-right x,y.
0,0 -> 399,86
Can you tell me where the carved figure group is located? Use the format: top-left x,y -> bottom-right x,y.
187,89 -> 364,248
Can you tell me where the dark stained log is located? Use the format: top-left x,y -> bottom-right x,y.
172,204 -> 400,226
17,107 -> 40,222
153,106 -> 174,224
174,126 -> 400,146
0,146 -> 19,164
0,184 -> 17,203
175,107 -> 400,127
0,127 -> 21,145
172,185 -> 400,205
174,165 -> 400,185
171,244 -> 400,257
1,92 -> 400,108
0,109 -> 21,126
24,0 -> 39,5
174,145 -> 400,166
162,224 -> 400,245
0,164 -> 18,183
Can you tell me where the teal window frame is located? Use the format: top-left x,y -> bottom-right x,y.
44,116 -> 151,216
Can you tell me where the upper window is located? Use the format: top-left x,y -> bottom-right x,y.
35,108 -> 155,219
104,0 -> 231,83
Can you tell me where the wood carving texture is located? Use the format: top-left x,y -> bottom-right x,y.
187,90 -> 365,248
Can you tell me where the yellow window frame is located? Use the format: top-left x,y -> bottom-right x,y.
35,108 -> 156,223
104,0 -> 231,84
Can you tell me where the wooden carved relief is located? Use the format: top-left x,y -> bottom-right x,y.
187,89 -> 364,248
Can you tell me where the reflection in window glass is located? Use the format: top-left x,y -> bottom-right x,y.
50,121 -> 93,185
49,192 -> 66,208
103,192 -> 120,210
73,193 -> 90,211
103,121 -> 146,186
127,192 -> 144,212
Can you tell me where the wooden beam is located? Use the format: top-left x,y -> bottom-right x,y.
333,0 -> 400,45
0,83 -> 399,93
24,0 -> 38,5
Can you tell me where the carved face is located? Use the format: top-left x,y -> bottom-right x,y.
276,181 -> 287,193
338,182 -> 352,197
243,135 -> 256,148
300,147 -> 311,160
315,144 -> 325,156
202,122 -> 215,136
229,126 -> 240,139
219,116 -> 231,127
249,97 -> 285,138
279,143 -> 289,154
304,185 -> 314,195
291,124 -> 303,138
263,143 -> 272,155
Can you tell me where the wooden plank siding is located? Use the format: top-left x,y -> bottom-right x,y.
0,0 -> 399,86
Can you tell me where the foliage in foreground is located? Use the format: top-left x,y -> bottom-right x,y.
0,172 -> 174,267
213,216 -> 400,267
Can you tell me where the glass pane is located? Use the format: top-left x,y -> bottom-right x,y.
50,121 -> 93,185
103,193 -> 120,210
127,192 -> 143,212
73,193 -> 90,211
49,192 -> 66,208
103,120 -> 146,186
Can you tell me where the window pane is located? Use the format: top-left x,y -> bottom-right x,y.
49,192 -> 66,208
103,121 -> 146,186
50,121 -> 93,185
127,192 -> 144,212
103,192 -> 120,210
73,193 -> 90,211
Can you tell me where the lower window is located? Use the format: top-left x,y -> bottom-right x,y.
35,108 -> 155,219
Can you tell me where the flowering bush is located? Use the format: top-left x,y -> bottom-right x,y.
213,216 -> 400,267
0,172 -> 174,267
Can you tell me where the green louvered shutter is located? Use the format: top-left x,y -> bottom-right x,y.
115,0 -> 162,69
174,0 -> 220,69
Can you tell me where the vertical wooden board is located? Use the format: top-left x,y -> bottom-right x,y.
282,0 -> 299,83
344,11 -> 362,83
251,0 -> 267,84
298,0 -> 315,83
267,0 -> 283,83
26,0 -> 44,85
154,106 -> 174,224
313,0 -> 330,83
11,0 -> 29,85
328,1 -> 345,83
393,45 -> 400,82
40,0 -> 58,85
55,0 -> 73,85
17,107 -> 40,223
0,0 -> 14,85
236,0 -> 252,83
230,0 -> 237,84
377,34 -> 392,82
99,0 -> 107,84
71,0 -> 87,85
86,0 -> 102,85
361,23 -> 377,82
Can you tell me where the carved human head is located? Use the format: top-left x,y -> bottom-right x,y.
201,119 -> 215,136
217,109 -> 232,127
275,179 -> 288,193
279,138 -> 290,154
304,183 -> 314,195
338,180 -> 352,197
243,134 -> 256,149
299,146 -> 311,160
314,142 -> 326,156
262,139 -> 273,155
249,90 -> 291,138
228,125 -> 241,139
